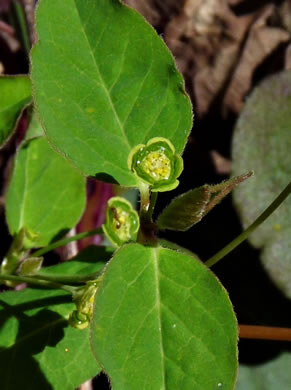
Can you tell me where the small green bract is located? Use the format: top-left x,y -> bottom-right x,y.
69,280 -> 99,330
128,137 -> 183,192
102,197 -> 139,247
69,310 -> 89,330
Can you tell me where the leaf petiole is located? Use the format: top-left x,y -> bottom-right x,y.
31,227 -> 103,257
148,192 -> 158,222
31,271 -> 102,285
0,273 -> 77,293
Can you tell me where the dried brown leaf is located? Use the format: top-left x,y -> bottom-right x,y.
165,0 -> 255,116
122,0 -> 291,118
278,0 -> 291,34
227,0 -> 244,5
210,150 -> 232,175
123,0 -> 161,25
224,5 -> 290,114
124,0 -> 185,26
0,30 -> 20,52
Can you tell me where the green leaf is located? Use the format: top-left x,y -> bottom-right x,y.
0,288 -> 100,390
39,245 -> 113,278
260,227 -> 291,297
5,135 -> 86,248
18,256 -> 43,275
31,0 -> 192,186
235,353 -> 291,390
157,172 -> 253,231
0,75 -> 32,147
91,243 -> 238,389
158,239 -> 199,257
1,228 -> 28,277
25,112 -> 45,140
232,71 -> 291,298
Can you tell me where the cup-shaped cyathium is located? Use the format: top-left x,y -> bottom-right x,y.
69,280 -> 99,330
102,197 -> 139,247
128,137 -> 183,192
69,310 -> 89,330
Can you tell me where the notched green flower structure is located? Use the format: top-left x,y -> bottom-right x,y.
102,197 -> 139,247
69,280 -> 99,330
128,137 -> 183,192
17,256 -> 43,276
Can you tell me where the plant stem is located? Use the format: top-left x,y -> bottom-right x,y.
205,182 -> 291,267
139,182 -> 150,219
31,271 -> 102,284
239,324 -> 291,342
12,0 -> 31,55
137,183 -> 158,245
148,192 -> 158,222
0,274 -> 76,293
31,227 -> 103,257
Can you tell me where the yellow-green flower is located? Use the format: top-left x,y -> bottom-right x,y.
69,311 -> 89,330
69,280 -> 99,330
128,137 -> 183,192
102,197 -> 139,247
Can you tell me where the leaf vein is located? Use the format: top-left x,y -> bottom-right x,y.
73,1 -> 131,151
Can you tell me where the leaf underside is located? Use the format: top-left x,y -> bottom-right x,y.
236,353 -> 291,390
232,70 -> 291,298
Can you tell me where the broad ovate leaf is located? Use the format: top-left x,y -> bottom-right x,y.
0,288 -> 100,390
31,0 -> 192,186
91,243 -> 238,390
0,75 -> 32,147
232,71 -> 291,298
5,135 -> 86,248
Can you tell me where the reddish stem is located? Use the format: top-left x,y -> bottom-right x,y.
239,324 -> 291,342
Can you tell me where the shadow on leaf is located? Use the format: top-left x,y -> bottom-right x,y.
0,296 -> 69,389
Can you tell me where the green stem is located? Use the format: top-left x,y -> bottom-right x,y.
31,227 -> 103,257
31,271 -> 102,285
205,182 -> 291,268
137,183 -> 150,244
137,183 -> 159,245
0,274 -> 76,293
148,192 -> 158,222
12,1 -> 31,55
139,182 -> 150,219
1,229 -> 27,276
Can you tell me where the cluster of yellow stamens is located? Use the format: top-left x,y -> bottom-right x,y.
112,206 -> 131,241
139,150 -> 171,181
